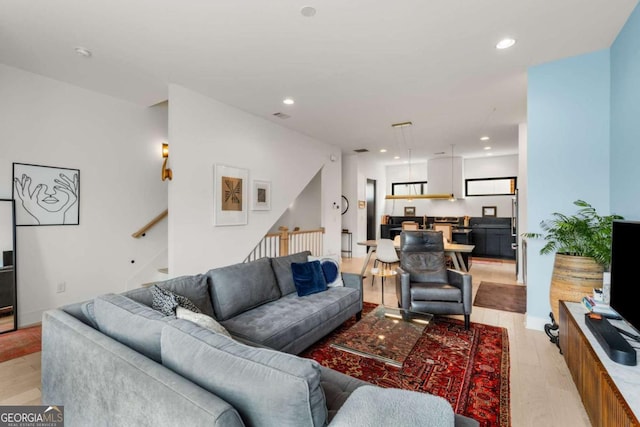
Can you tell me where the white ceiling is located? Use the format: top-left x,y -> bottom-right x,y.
1,0 -> 637,163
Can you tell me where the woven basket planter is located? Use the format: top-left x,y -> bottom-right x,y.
549,254 -> 603,324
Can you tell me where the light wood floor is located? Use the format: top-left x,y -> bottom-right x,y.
0,258 -> 590,426
342,256 -> 591,427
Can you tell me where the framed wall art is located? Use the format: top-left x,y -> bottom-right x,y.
482,206 -> 497,217
251,180 -> 271,211
404,206 -> 416,216
12,162 -> 80,226
214,164 -> 248,226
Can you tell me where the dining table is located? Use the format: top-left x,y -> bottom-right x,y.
357,239 -> 475,278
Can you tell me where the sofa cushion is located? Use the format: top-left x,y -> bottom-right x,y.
271,251 -> 311,295
221,287 -> 360,351
207,257 -> 281,321
161,318 -> 327,427
319,366 -> 368,423
176,307 -> 231,338
80,300 -> 98,329
93,294 -> 170,362
150,285 -> 202,316
308,254 -> 345,288
292,260 -> 328,297
123,274 -> 215,318
328,385 -> 454,427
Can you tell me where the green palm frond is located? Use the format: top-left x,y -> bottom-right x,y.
522,200 -> 623,268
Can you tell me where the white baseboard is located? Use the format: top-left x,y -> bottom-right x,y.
18,309 -> 44,328
526,314 -> 549,331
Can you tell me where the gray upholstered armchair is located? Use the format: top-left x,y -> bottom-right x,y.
395,231 -> 472,329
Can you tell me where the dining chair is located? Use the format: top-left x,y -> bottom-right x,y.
401,221 -> 419,230
433,224 -> 452,242
372,238 -> 400,286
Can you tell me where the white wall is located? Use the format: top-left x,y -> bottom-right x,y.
168,85 -> 341,274
384,155 -> 518,219
341,155 -> 359,254
270,171 -> 322,233
0,64 -> 168,326
340,155 -> 386,258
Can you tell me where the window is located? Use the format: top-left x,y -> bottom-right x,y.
465,177 -> 517,196
391,181 -> 427,196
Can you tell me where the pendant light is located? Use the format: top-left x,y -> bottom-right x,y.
384,121 -> 452,200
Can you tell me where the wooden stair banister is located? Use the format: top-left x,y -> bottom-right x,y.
132,209 -> 168,238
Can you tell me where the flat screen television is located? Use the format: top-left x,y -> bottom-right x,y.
609,220 -> 640,334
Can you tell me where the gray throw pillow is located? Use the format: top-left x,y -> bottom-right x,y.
150,285 -> 201,316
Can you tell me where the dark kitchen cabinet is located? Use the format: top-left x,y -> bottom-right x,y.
471,225 -> 515,259
471,228 -> 487,255
452,230 -> 471,245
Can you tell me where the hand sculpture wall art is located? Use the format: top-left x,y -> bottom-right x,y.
12,163 -> 80,226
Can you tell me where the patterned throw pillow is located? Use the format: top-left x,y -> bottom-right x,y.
176,307 -> 232,338
308,254 -> 344,287
150,285 -> 202,316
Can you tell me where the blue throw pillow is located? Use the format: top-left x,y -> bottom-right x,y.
308,255 -> 344,287
291,260 -> 328,297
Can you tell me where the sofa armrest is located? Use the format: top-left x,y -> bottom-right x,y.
328,385 -> 455,427
447,269 -> 473,315
342,273 -> 362,294
395,266 -> 411,311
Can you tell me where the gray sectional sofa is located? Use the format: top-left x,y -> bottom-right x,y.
42,251 -> 478,426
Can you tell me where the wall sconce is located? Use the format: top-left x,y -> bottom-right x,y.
161,143 -> 173,181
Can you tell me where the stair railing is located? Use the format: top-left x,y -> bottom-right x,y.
245,226 -> 325,262
132,209 -> 168,238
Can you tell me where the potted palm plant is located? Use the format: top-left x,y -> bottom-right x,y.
523,200 -> 623,339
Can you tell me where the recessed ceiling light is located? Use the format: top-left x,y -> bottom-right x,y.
394,156 -> 400,160
300,6 -> 316,17
496,38 -> 516,50
486,152 -> 493,156
74,47 -> 92,57
484,146 -> 492,150
380,149 -> 387,153
283,98 -> 295,105
480,136 -> 490,141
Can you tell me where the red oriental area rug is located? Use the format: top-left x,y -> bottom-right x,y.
301,303 -> 510,427
0,324 -> 42,363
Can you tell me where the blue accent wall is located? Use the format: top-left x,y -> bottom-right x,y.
527,50 -> 611,322
611,5 -> 640,218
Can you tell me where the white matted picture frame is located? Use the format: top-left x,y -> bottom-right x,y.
214,164 -> 248,226
482,206 -> 497,217
251,180 -> 271,211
